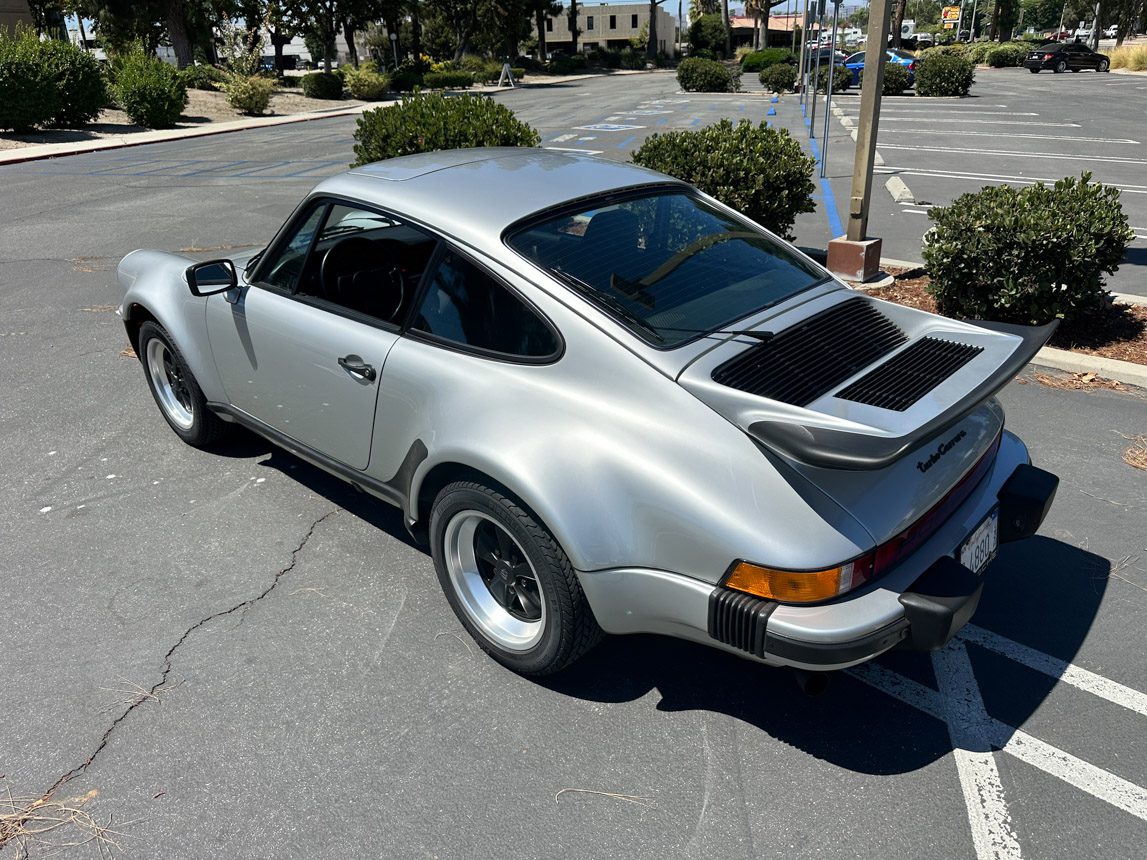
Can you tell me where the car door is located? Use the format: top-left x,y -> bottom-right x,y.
205,200 -> 423,470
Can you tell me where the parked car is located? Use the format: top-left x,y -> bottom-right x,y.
844,48 -> 917,87
118,149 -> 1058,677
1104,24 -> 1119,38
803,47 -> 848,72
915,32 -> 935,47
1024,40 -> 1111,72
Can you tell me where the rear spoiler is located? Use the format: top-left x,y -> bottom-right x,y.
747,319 -> 1058,470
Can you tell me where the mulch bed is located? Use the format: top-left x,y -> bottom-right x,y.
871,266 -> 1147,367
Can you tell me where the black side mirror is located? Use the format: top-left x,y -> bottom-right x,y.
186,259 -> 238,296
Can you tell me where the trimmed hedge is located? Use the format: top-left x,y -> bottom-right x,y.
180,64 -> 229,91
915,52 -> 975,96
815,64 -> 851,93
224,74 -> 274,115
352,92 -> 539,166
861,62 -> 911,95
0,31 -> 61,132
344,67 -> 390,100
759,63 -> 797,93
301,71 -> 343,99
986,43 -> 1029,68
677,57 -> 740,92
923,173 -> 1134,326
113,49 -> 188,129
390,69 -> 424,91
631,119 -> 815,240
741,48 -> 796,72
424,70 -> 474,89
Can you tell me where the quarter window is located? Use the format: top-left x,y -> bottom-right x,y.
413,249 -> 558,358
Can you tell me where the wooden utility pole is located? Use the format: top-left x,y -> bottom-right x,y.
825,0 -> 894,280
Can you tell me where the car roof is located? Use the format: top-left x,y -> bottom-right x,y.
311,148 -> 686,252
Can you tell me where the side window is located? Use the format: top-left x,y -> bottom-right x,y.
260,204 -> 326,293
412,250 -> 559,358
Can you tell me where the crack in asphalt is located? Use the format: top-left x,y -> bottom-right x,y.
31,508 -> 339,807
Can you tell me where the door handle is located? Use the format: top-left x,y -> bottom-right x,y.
338,355 -> 376,381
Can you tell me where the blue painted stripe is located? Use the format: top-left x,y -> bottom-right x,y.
617,135 -> 636,149
809,137 -> 845,239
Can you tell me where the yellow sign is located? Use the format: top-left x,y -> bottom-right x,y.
942,5 -> 962,22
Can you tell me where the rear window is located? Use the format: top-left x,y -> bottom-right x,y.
506,190 -> 826,348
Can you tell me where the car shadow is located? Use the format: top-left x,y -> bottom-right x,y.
540,536 -> 1110,776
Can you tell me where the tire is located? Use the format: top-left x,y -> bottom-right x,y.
1054,60 -> 1067,73
138,321 -> 227,448
430,481 -> 601,675
1029,68 -> 1040,73
1098,59 -> 1109,72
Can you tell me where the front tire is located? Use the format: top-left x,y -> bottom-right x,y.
1054,60 -> 1067,73
1029,67 -> 1040,74
1098,59 -> 1109,72
430,481 -> 600,675
138,321 -> 227,448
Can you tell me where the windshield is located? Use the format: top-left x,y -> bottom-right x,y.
506,190 -> 826,348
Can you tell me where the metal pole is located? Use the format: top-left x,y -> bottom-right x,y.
797,0 -> 811,105
844,0 -> 893,242
970,0 -> 979,39
820,2 -> 840,177
810,8 -> 823,137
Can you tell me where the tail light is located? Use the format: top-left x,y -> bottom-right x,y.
722,431 -> 1003,604
1044,53 -> 1055,60
908,61 -> 916,71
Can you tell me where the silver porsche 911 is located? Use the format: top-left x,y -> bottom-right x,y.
118,147 -> 1058,677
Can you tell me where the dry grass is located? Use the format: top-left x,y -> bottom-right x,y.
1123,434 -> 1147,471
1109,44 -> 1147,70
0,788 -> 126,857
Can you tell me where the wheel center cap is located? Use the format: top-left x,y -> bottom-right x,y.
495,561 -> 513,582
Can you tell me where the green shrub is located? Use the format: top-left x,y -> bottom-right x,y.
963,41 -> 997,64
547,54 -> 587,74
986,43 -> 1029,67
301,71 -> 343,99
759,63 -> 797,93
631,119 -> 815,240
815,63 -> 851,93
619,47 -> 647,70
423,70 -> 474,89
677,57 -> 740,92
923,174 -> 1134,326
113,49 -> 187,129
390,69 -> 424,91
594,48 -> 622,68
180,63 -> 228,91
691,48 -> 718,61
224,74 -> 274,115
689,13 -> 729,58
861,61 -> 911,95
915,52 -> 975,96
352,91 -> 540,166
36,38 -> 107,127
741,48 -> 795,72
511,67 -> 526,80
344,67 -> 390,100
0,30 -> 61,132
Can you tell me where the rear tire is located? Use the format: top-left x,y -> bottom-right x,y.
1029,68 -> 1040,74
430,481 -> 601,675
138,321 -> 227,448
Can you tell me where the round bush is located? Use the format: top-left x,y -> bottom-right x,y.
631,119 -> 816,240
180,64 -> 229,91
390,69 -> 424,91
986,43 -> 1029,68
301,71 -> 343,99
423,70 -> 474,89
815,64 -> 851,93
619,47 -> 646,70
224,74 -> 274,115
37,38 -> 107,127
689,14 -> 729,57
741,48 -> 795,72
677,57 -> 739,92
759,63 -> 797,93
0,31 -> 60,132
352,92 -> 540,166
923,173 -> 1134,327
113,49 -> 188,129
344,67 -> 390,100
861,62 -> 911,95
915,52 -> 975,97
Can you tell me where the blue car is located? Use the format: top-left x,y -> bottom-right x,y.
845,49 -> 917,87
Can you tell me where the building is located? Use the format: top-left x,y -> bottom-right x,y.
1,0 -> 33,36
538,3 -> 678,55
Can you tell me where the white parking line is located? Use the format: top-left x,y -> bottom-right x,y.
877,166 -> 1147,194
959,625 -> 1147,717
876,130 -> 1140,145
543,146 -> 603,155
877,144 -> 1147,166
934,643 -> 1023,860
872,118 -> 1079,126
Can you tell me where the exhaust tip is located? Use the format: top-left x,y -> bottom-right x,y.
792,668 -> 833,697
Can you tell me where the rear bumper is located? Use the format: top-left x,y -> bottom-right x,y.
577,432 -> 1057,672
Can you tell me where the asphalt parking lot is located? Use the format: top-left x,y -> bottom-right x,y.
1,71 -> 1145,859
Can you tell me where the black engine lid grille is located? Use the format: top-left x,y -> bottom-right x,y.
711,297 -> 907,407
836,337 -> 983,412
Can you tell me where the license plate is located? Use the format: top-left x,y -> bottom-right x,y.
959,507 -> 999,574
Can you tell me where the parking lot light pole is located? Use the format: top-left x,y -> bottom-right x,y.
825,0 -> 893,281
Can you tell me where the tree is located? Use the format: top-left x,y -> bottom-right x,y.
721,0 -> 729,54
688,0 -> 719,22
532,0 -> 559,61
568,0 -> 578,54
891,0 -> 905,47
647,0 -> 667,58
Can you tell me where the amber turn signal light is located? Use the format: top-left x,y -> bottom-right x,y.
723,559 -> 869,603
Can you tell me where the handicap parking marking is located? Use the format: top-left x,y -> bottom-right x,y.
575,123 -> 646,132
549,133 -> 577,143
